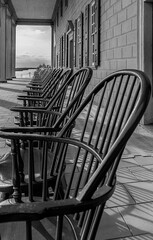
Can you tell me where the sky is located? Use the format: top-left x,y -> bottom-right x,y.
16,25 -> 51,68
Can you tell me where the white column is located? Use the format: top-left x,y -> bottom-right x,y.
6,8 -> 12,80
0,2 -> 7,82
11,20 -> 16,78
51,25 -> 53,68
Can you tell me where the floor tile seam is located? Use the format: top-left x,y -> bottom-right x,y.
110,232 -> 153,240
115,202 -> 153,239
123,153 -> 153,158
106,200 -> 140,210
122,180 -> 153,186
116,206 -> 134,238
107,200 -> 153,209
127,164 -> 153,172
119,183 -> 136,205
126,170 -> 153,181
119,165 -> 153,177
117,179 -> 153,185
119,163 -> 153,169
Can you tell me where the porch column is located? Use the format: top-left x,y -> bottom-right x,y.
0,2 -> 7,82
51,25 -> 54,68
6,8 -> 12,80
11,20 -> 16,78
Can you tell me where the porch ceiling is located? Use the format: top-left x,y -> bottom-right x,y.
10,0 -> 57,25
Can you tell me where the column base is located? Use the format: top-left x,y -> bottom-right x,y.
0,80 -> 7,83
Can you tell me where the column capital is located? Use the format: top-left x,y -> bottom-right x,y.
0,0 -> 17,23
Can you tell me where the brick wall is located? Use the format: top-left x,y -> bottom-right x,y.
53,0 -> 139,94
100,0 -> 138,77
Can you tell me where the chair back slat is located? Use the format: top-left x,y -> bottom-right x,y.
28,140 -> 34,202
42,142 -> 48,201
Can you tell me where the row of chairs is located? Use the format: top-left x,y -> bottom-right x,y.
0,67 -> 151,240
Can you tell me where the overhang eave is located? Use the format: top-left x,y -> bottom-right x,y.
16,18 -> 53,26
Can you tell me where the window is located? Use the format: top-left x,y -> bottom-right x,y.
63,33 -> 66,67
73,19 -> 77,67
90,0 -> 100,67
73,0 -> 99,68
91,1 -> 96,65
59,35 -> 66,67
84,5 -> 89,66
56,54 -> 59,68
59,36 -> 63,67
77,12 -> 83,68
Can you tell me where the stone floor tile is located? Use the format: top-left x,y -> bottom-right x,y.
119,158 -> 139,169
145,164 -> 153,171
118,202 -> 153,236
106,184 -> 135,208
123,233 -> 153,239
124,181 -> 153,203
95,207 -> 132,240
134,156 -> 153,166
115,233 -> 153,239
117,168 -> 137,183
128,166 -> 153,181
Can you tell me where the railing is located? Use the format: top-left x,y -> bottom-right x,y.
15,67 -> 36,78
15,67 -> 36,71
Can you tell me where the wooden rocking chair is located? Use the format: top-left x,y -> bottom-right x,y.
0,69 -> 150,240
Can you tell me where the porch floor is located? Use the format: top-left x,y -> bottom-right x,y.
0,77 -> 153,240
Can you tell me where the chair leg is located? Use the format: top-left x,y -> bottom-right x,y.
55,216 -> 63,240
26,221 -> 32,240
16,140 -> 25,183
87,203 -> 105,240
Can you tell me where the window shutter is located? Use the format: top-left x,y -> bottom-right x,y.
77,12 -> 83,68
59,37 -> 63,67
59,38 -> 61,67
73,19 -> 77,67
63,33 -> 66,67
66,34 -> 68,67
84,5 -> 89,66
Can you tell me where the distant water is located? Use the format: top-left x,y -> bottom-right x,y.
15,69 -> 36,78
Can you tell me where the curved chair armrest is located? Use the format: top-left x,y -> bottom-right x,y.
17,97 -> 49,102
26,84 -> 43,88
23,89 -> 43,94
10,108 -> 62,116
0,133 -> 102,160
17,95 -> 45,99
0,184 -> 114,223
0,126 -> 62,133
10,106 -> 45,111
